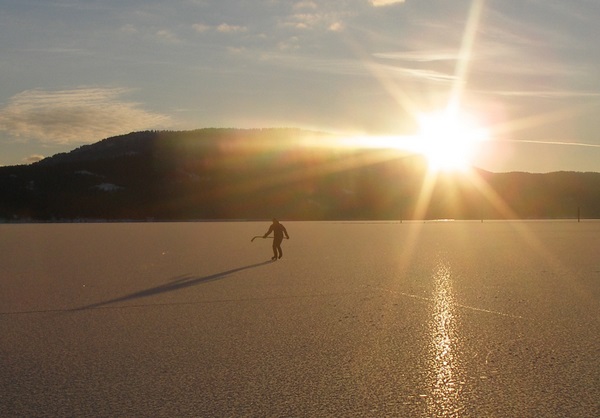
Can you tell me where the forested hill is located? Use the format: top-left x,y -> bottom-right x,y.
1,128 -> 599,221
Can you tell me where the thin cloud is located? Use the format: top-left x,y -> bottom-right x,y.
370,0 -> 406,6
23,154 -> 45,164
281,13 -> 321,30
0,88 -> 170,145
481,8 -> 571,50
18,47 -> 92,56
382,64 -> 456,82
328,22 -> 344,32
192,23 -> 211,33
500,138 -> 600,148
120,24 -> 138,34
520,0 -> 600,29
217,23 -> 248,33
374,50 -> 460,62
273,1 -> 357,33
294,1 -> 318,10
193,23 -> 248,34
477,89 -> 600,99
156,29 -> 181,43
259,51 -> 455,82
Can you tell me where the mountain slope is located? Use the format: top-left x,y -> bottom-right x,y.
1,129 -> 599,221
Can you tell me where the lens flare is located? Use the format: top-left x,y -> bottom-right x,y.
414,108 -> 489,172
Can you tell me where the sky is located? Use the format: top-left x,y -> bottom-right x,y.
1,0 -> 600,173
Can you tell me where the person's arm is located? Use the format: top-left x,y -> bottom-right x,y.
283,226 -> 289,239
263,225 -> 274,238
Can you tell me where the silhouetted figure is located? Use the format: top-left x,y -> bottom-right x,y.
264,219 -> 289,260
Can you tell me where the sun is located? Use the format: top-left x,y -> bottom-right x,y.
413,108 -> 489,172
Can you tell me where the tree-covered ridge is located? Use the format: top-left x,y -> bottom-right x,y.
1,129 -> 599,221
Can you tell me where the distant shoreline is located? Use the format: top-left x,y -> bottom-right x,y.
2,218 -> 599,225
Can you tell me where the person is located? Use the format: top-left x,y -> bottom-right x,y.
263,218 -> 289,260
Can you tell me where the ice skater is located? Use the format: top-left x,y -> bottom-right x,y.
263,218 -> 289,260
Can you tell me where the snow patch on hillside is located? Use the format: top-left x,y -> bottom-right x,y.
93,183 -> 124,192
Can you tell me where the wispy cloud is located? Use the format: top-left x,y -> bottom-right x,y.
276,2 -> 355,32
259,50 -> 455,83
279,12 -> 322,30
192,23 -> 211,33
0,88 -> 170,145
294,1 -> 318,10
156,29 -> 181,43
217,23 -> 248,33
23,154 -> 45,164
374,50 -> 459,63
120,23 -> 138,34
476,89 -> 600,99
369,0 -> 406,7
328,21 -> 344,32
192,22 -> 248,34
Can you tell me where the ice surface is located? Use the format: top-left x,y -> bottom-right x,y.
1,221 -> 599,416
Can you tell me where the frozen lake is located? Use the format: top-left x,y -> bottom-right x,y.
1,221 -> 599,417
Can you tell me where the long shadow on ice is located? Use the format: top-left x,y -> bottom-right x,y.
73,260 -> 273,311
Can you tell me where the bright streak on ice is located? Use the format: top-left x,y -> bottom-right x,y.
427,257 -> 464,416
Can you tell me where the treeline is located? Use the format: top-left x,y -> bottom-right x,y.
1,129 -> 599,221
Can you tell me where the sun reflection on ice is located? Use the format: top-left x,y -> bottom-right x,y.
427,257 -> 464,417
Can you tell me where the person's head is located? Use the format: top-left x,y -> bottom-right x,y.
272,218 -> 279,224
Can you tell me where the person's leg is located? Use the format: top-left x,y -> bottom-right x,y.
273,237 -> 283,259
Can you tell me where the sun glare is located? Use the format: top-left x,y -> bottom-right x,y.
414,109 -> 489,172
338,107 -> 489,174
